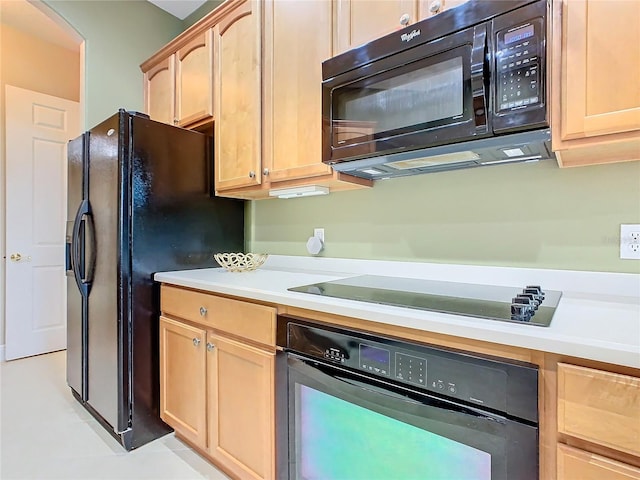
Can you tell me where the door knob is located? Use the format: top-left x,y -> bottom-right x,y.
10,253 -> 22,262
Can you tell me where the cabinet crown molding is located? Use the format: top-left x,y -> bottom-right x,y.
141,0 -> 246,72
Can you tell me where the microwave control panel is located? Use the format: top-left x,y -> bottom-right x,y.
496,19 -> 543,112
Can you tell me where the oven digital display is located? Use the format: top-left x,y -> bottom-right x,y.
296,385 -> 492,479
359,344 -> 389,364
359,344 -> 390,375
504,24 -> 535,44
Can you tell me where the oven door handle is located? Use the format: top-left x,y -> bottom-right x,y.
333,373 -> 423,405
471,23 -> 489,134
330,369 -> 505,423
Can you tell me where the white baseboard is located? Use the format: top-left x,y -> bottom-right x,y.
0,344 -> 5,362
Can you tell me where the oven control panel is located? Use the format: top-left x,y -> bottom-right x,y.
288,320 -> 538,422
495,18 -> 544,112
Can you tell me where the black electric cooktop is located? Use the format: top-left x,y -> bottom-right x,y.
288,275 -> 562,327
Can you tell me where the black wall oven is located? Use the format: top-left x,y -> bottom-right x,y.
321,0 -> 552,179
277,316 -> 539,480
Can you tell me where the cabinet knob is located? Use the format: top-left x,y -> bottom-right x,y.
173,119 -> 178,125
263,168 -> 270,176
429,0 -> 442,13
199,306 -> 207,316
193,338 -> 201,347
249,171 -> 256,178
399,13 -> 411,26
206,342 -> 215,352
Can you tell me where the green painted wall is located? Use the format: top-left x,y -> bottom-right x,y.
39,1 -> 640,275
43,0 -> 183,128
249,159 -> 640,273
182,0 -> 224,29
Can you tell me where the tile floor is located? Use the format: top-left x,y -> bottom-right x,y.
0,351 -> 230,479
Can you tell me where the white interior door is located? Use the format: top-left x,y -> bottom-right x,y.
5,85 -> 80,360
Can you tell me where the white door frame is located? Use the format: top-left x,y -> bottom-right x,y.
1,0 -> 85,361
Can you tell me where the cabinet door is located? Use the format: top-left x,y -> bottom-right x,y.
207,333 -> 275,480
262,0 -> 333,183
176,30 -> 213,127
144,55 -> 175,125
559,0 -> 640,140
334,0 -> 417,54
418,0 -> 468,19
214,0 -> 262,191
159,316 -> 207,448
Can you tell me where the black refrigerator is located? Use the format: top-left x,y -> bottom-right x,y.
65,110 -> 244,450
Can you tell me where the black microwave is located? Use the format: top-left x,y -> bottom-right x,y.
321,0 -> 553,180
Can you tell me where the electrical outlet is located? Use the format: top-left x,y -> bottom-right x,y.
313,228 -> 325,243
620,224 -> 640,259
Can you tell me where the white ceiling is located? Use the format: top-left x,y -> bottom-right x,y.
147,0 -> 207,20
0,0 -> 81,52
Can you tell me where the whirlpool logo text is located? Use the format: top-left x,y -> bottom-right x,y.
401,29 -> 421,42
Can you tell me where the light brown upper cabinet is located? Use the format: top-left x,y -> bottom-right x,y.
419,0 -> 469,19
143,56 -> 175,126
334,0 -> 418,54
214,0 -> 371,199
142,29 -> 213,129
213,0 -> 263,192
262,0 -> 333,183
333,0 -> 469,54
552,0 -> 640,167
175,31 -> 213,127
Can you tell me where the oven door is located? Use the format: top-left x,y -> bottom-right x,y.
322,24 -> 490,165
286,354 -> 537,480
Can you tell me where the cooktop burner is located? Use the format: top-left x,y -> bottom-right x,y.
288,275 -> 562,327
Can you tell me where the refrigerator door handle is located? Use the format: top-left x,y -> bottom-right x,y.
83,210 -> 97,289
71,199 -> 90,297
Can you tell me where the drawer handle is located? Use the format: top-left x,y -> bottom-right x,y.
199,306 -> 207,316
193,338 -> 201,347
206,342 -> 215,352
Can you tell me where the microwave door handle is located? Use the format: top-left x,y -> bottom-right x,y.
471,24 -> 489,133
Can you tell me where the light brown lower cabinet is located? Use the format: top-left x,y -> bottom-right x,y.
207,333 -> 275,480
159,285 -> 276,480
556,362 -> 640,480
159,316 -> 207,449
558,444 -> 640,480
557,363 -> 640,456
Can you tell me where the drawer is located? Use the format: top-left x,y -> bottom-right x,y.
161,285 -> 219,327
558,363 -> 640,456
160,285 -> 276,346
557,444 -> 640,480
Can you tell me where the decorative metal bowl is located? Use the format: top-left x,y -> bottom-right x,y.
214,253 -> 268,272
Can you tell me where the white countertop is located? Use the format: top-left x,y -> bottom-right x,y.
155,256 -> 640,369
